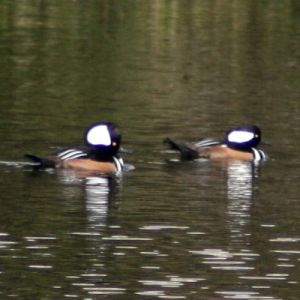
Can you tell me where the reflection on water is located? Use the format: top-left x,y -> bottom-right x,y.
58,171 -> 115,234
227,161 -> 257,234
55,172 -> 127,298
85,176 -> 111,231
0,160 -> 300,299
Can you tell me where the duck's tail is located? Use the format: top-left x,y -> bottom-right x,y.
24,154 -> 55,169
163,138 -> 199,160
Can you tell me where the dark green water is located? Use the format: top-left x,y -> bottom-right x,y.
0,1 -> 299,299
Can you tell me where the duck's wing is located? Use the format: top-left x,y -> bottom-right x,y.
25,148 -> 88,169
164,138 -> 199,160
56,148 -> 88,160
193,138 -> 222,148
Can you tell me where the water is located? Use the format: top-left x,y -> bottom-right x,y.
0,1 -> 299,299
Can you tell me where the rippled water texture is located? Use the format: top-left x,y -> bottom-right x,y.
0,1 -> 299,299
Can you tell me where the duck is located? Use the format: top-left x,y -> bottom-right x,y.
25,121 -> 124,174
164,125 -> 267,162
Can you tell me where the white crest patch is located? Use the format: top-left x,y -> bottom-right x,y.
86,125 -> 111,146
227,130 -> 254,143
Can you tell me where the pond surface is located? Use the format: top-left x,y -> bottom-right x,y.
0,1 -> 299,299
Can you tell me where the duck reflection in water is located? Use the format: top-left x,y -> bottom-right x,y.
84,175 -> 121,231
58,169 -> 121,233
226,160 -> 260,240
164,125 -> 267,245
25,120 -> 132,230
164,125 -> 267,231
57,170 -> 123,292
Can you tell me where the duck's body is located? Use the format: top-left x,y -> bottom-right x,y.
58,159 -> 118,172
26,148 -> 124,174
25,122 -> 124,174
165,125 -> 267,162
55,148 -> 123,173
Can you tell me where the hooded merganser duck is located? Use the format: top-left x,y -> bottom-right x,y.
25,122 -> 124,174
164,125 -> 267,162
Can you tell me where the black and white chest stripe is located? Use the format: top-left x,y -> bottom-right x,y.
112,156 -> 124,172
252,148 -> 267,161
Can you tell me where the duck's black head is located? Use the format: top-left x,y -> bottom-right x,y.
84,122 -> 121,157
224,125 -> 261,151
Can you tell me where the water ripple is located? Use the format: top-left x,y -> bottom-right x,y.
270,237 -> 300,242
135,290 -> 165,297
24,236 -> 57,241
28,265 -> 53,269
139,280 -> 184,288
82,287 -> 126,295
215,290 -> 281,299
140,225 -> 189,231
140,250 -> 168,257
271,250 -> 300,255
189,248 -> 259,272
240,274 -> 289,281
102,235 -> 152,241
